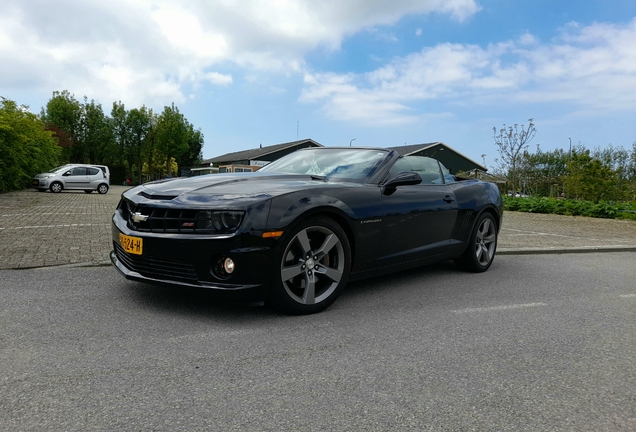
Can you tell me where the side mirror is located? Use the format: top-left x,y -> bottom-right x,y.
63,171 -> 72,176
382,171 -> 421,195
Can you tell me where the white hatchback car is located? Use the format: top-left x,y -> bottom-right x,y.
32,164 -> 110,194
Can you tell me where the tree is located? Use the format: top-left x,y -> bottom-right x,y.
40,90 -> 81,162
127,106 -> 152,183
516,146 -> 571,197
176,122 -> 204,174
565,150 -> 620,201
110,100 -> 131,179
0,98 -> 60,192
156,103 -> 188,177
80,97 -> 113,164
493,119 -> 537,195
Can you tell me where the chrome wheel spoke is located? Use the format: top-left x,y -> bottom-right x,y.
296,229 -> 312,256
476,244 -> 484,262
281,263 -> 304,282
302,275 -> 316,304
315,265 -> 342,283
477,220 -> 490,239
483,232 -> 496,244
315,233 -> 339,258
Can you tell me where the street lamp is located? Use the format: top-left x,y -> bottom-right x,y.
350,138 -> 356,147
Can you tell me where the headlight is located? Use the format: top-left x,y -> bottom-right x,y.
197,211 -> 244,233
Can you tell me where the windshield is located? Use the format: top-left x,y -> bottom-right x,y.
49,165 -> 71,173
259,148 -> 389,181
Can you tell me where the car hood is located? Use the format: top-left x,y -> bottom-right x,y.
124,172 -> 362,207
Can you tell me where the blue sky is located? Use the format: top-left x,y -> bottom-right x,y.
2,0 -> 636,168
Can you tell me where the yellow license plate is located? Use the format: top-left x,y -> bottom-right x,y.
119,233 -> 143,255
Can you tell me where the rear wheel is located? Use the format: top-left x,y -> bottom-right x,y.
455,212 -> 497,272
50,182 -> 63,193
268,217 -> 351,314
97,184 -> 109,194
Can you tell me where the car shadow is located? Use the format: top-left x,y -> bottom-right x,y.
119,260 -> 470,319
121,281 -> 277,320
343,260 -> 458,296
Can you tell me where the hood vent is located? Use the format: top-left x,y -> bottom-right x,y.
139,190 -> 178,200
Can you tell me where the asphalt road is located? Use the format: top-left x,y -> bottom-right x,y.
2,252 -> 635,431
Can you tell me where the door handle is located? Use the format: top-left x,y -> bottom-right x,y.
443,195 -> 455,203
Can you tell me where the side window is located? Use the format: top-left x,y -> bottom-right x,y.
71,167 -> 87,176
439,162 -> 455,184
407,157 -> 443,184
86,167 -> 99,176
388,158 -> 414,178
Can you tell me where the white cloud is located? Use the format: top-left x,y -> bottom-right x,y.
0,0 -> 479,109
518,32 -> 538,46
301,18 -> 636,124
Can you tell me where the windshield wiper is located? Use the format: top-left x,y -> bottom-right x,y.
310,175 -> 328,182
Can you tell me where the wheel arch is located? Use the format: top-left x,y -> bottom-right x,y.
477,205 -> 501,233
275,205 -> 357,268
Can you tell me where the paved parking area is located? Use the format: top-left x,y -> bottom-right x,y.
0,187 -> 125,269
1,186 -> 636,269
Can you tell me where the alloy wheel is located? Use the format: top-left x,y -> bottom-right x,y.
280,225 -> 345,305
475,217 -> 496,266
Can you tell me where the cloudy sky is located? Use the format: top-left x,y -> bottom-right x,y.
2,0 -> 636,166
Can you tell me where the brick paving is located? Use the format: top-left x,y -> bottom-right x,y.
1,186 -> 636,270
0,186 -> 125,269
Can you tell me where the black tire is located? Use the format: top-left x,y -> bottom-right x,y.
50,182 -> 63,193
84,190 -> 93,194
97,184 -> 109,194
454,212 -> 498,272
268,216 -> 351,314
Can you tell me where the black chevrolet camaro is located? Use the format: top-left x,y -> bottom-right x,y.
111,147 -> 503,314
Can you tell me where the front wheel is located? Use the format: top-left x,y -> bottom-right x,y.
268,217 -> 351,314
454,212 -> 498,272
50,182 -> 63,193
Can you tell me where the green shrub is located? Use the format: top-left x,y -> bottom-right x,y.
503,196 -> 636,220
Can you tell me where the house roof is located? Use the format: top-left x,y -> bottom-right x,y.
387,142 -> 487,171
203,139 -> 322,164
386,142 -> 439,156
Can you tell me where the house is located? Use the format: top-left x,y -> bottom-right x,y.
198,139 -> 485,176
386,142 -> 487,174
199,139 -> 323,173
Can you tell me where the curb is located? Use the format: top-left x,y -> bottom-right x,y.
497,246 -> 636,255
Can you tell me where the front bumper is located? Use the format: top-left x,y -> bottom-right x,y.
111,212 -> 276,302
32,178 -> 50,189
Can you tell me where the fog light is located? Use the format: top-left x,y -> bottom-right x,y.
223,257 -> 235,274
211,256 -> 235,280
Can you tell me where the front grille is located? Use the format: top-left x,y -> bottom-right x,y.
117,200 -> 242,234
114,242 -> 199,283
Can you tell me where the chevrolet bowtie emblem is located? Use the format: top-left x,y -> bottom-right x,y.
132,212 -> 149,223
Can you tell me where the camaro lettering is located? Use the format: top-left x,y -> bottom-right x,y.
361,219 -> 382,224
